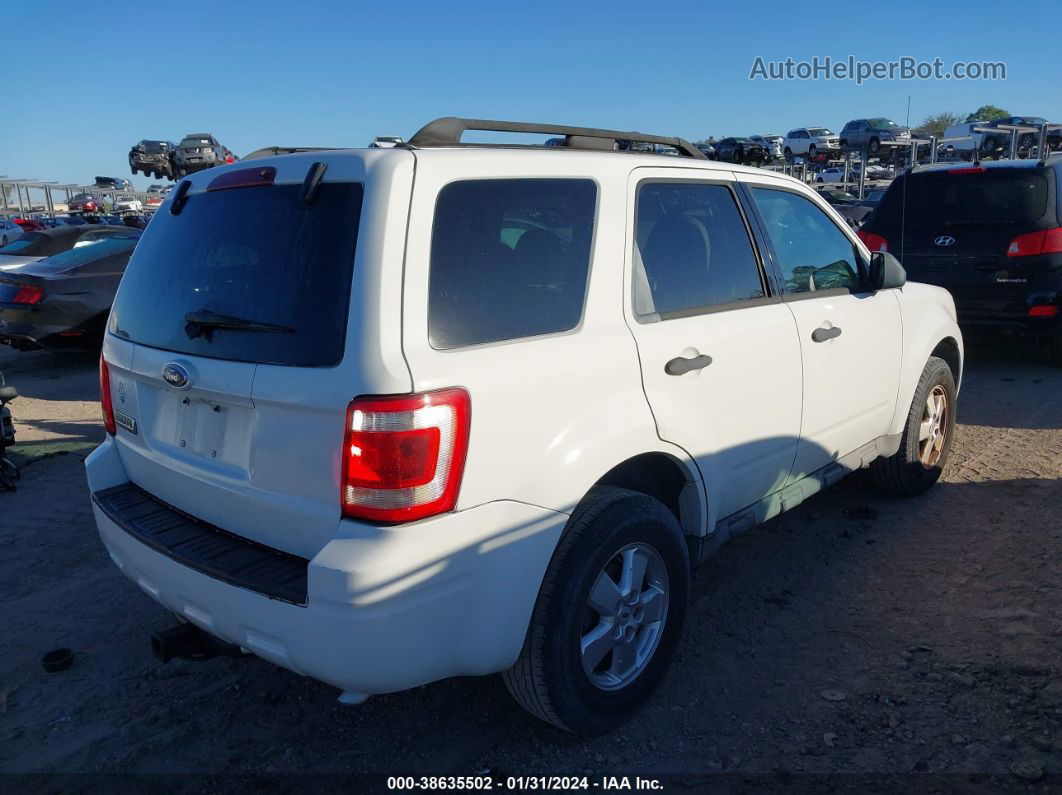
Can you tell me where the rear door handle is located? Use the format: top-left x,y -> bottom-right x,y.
665,354 -> 713,376
811,325 -> 842,343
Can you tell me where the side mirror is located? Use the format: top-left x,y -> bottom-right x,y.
869,251 -> 906,290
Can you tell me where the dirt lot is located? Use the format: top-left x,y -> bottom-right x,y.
0,343 -> 1059,791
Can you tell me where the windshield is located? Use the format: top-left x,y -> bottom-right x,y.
180,138 -> 211,147
868,118 -> 899,129
807,128 -> 832,136
110,181 -> 364,366
139,141 -> 167,153
875,170 -> 1051,229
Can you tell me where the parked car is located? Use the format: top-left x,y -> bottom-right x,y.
173,133 -> 227,177
749,134 -> 783,159
783,127 -> 840,160
68,193 -> 103,214
13,218 -> 46,233
815,188 -> 873,227
0,230 -> 141,351
113,195 -> 143,213
856,188 -> 887,210
129,140 -> 177,179
94,176 -> 133,192
0,225 -> 130,272
88,117 -> 962,735
858,157 -> 1062,360
40,215 -> 88,227
815,163 -> 888,183
695,142 -> 716,159
714,137 -> 769,165
979,116 -> 1050,158
839,118 -> 911,154
0,218 -> 23,247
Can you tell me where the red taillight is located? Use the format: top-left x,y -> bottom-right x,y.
1007,227 -> 1062,257
1028,305 -> 1060,317
342,388 -> 470,524
11,286 -> 44,305
857,229 -> 889,252
948,166 -> 987,174
100,356 -> 116,435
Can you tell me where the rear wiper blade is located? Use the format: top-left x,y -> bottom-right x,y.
184,309 -> 294,339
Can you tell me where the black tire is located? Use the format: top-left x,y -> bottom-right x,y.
871,356 -> 956,496
1,236 -> 6,246
784,147 -> 792,161
869,137 -> 881,154
808,144 -> 817,157
503,486 -> 690,735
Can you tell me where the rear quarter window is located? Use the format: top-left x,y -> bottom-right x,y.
428,178 -> 597,349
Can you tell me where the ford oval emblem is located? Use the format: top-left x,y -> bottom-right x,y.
934,235 -> 956,247
162,363 -> 190,389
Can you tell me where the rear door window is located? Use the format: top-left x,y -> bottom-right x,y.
633,182 -> 766,319
428,178 -> 596,349
109,182 -> 363,366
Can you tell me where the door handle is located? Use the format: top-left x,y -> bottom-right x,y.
811,325 -> 842,343
665,354 -> 713,376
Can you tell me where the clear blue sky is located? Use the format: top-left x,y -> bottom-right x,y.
4,0 -> 1060,189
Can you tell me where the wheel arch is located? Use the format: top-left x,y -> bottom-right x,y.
591,452 -> 706,538
931,336 -> 963,392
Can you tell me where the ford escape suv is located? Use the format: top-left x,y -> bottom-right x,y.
859,157 -> 1062,361
87,117 -> 963,735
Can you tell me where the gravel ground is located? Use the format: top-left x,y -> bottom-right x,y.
0,343 -> 1059,792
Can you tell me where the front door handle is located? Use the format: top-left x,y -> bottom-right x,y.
665,354 -> 713,376
811,325 -> 842,343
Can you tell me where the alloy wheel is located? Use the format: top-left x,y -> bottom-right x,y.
580,543 -> 669,691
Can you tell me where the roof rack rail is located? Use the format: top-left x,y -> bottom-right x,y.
243,146 -> 341,161
407,117 -> 707,159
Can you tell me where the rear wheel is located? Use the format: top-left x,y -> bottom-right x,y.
1,236 -> 6,246
503,486 -> 689,735
871,356 -> 956,495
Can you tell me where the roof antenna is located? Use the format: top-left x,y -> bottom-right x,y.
900,95 -> 912,260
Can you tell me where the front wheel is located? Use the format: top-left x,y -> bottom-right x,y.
871,356 -> 956,495
503,486 -> 690,735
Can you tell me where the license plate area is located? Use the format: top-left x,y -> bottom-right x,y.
141,387 -> 254,471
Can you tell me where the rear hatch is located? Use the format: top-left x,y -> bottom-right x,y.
865,166 -> 1060,321
102,153 -> 413,557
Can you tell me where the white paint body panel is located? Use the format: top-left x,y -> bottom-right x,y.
85,146 -> 962,697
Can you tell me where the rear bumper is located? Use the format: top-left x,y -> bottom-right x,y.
85,436 -> 568,695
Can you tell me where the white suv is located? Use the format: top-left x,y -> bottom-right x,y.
784,126 -> 842,159
87,117 -> 963,735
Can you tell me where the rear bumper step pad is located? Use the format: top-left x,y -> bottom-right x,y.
92,483 -> 308,605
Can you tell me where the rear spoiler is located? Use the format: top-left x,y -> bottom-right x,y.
242,146 -> 341,161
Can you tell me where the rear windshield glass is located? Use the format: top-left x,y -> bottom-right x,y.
875,171 -> 1051,229
109,182 -> 363,366
35,235 -> 139,273
0,232 -> 48,255
428,178 -> 596,349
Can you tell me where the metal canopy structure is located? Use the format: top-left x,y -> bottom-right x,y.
0,178 -> 158,215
